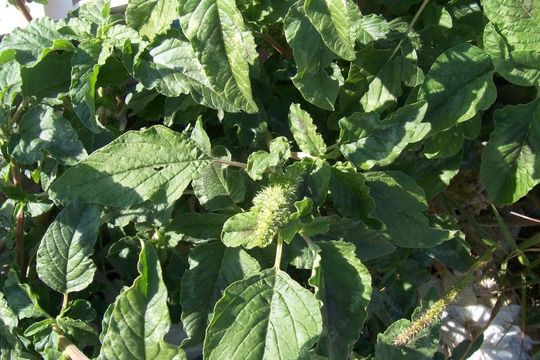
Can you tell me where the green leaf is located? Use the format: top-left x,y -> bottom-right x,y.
3,271 -> 46,320
98,242 -> 185,360
193,164 -> 245,211
304,0 -> 357,61
134,32 -> 239,112
178,0 -> 258,113
480,97 -> 540,205
423,126 -> 465,159
165,212 -> 228,244
325,216 -> 395,261
246,136 -> 291,180
328,165 -> 375,222
8,105 -> 87,166
180,242 -> 260,346
0,17 -> 74,66
126,0 -> 178,40
310,241 -> 372,359
36,201 -> 101,294
284,2 -> 339,110
342,46 -> 407,114
133,32 -> 200,97
482,0 -> 540,54
57,317 -> 99,347
70,39 -> 112,133
77,0 -> 111,26
365,171 -> 455,248
0,60 -> 21,107
416,44 -> 496,135
50,125 -> 211,207
354,14 -> 390,45
204,269 -> 322,360
0,292 -> 18,333
339,101 -> 428,169
288,103 -> 326,157
21,52 -> 72,100
483,22 -> 540,86
221,211 -> 261,249
375,318 -> 439,359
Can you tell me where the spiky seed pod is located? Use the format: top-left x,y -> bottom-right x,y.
393,274 -> 473,347
251,185 -> 293,247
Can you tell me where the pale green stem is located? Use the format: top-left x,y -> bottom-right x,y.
274,235 -> 284,271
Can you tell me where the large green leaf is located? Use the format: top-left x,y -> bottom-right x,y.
0,60 -> 22,107
50,125 -> 211,207
354,14 -> 390,45
8,105 -> 87,166
482,0 -> 540,85
180,242 -> 260,346
192,163 -> 245,211
21,52 -> 72,100
204,269 -> 322,359
134,32 -> 238,112
0,17 -> 74,66
36,201 -> 101,294
328,165 -> 375,222
482,0 -> 540,52
3,271 -> 46,320
309,241 -> 372,359
98,243 -> 185,360
339,101 -> 428,169
284,2 -> 339,110
70,39 -> 112,133
304,0 -> 357,61
365,171 -> 455,248
288,103 -> 326,157
480,98 -> 540,205
483,22 -> 540,86
416,44 -> 496,135
126,0 -> 178,39
178,0 -> 258,113
342,46 -> 406,114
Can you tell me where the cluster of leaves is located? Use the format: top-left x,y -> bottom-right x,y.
0,0 -> 539,359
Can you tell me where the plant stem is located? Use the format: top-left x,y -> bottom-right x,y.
10,100 -> 28,276
290,151 -> 312,160
62,293 -> 69,310
12,165 -> 26,275
326,143 -> 339,152
53,325 -> 90,360
389,0 -> 430,60
14,0 -> 32,22
213,158 -> 248,169
11,99 -> 27,126
257,33 -> 292,58
274,235 -> 284,271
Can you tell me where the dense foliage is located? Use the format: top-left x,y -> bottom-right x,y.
0,0 -> 539,359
